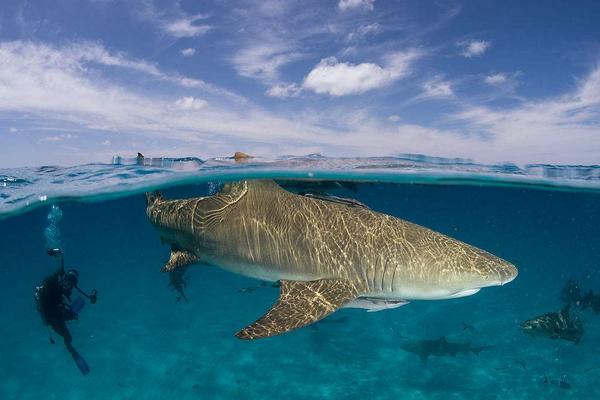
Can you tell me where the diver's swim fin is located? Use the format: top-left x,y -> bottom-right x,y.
235,279 -> 359,340
67,345 -> 90,375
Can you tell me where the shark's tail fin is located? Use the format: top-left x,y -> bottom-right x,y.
146,191 -> 164,207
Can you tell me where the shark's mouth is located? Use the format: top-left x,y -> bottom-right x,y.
500,274 -> 517,285
497,270 -> 518,286
480,265 -> 518,287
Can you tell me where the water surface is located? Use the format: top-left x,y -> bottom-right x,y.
1,156 -> 599,399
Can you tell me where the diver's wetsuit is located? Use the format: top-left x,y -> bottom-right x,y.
35,270 -> 77,345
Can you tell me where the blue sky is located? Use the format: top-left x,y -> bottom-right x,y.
1,0 -> 599,167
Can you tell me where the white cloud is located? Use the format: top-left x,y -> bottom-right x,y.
23,40 -> 223,94
339,46 -> 358,57
9,127 -> 18,133
137,4 -> 211,39
0,40 -> 343,163
39,133 -> 74,142
231,43 -> 303,83
102,140 -> 111,146
346,23 -> 381,42
484,73 -> 507,86
482,72 -> 521,94
174,96 -> 208,110
460,40 -> 491,58
303,58 -> 389,96
421,77 -> 453,98
2,40 -> 600,167
448,65 -> 600,163
387,115 -> 401,122
577,65 -> 600,103
266,83 -> 301,98
303,50 -> 421,96
0,41 -> 238,135
383,50 -> 422,77
181,48 -> 196,57
162,14 -> 211,38
338,0 -> 375,12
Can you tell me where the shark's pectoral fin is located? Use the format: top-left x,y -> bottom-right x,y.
235,279 -> 359,340
161,250 -> 200,272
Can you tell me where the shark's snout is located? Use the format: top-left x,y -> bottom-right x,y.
478,259 -> 518,288
497,262 -> 518,285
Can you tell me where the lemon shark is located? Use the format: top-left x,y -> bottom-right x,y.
146,180 -> 517,340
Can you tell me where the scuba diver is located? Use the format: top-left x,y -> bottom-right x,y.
34,248 -> 98,375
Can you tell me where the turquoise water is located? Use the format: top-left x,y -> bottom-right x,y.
1,156 -> 600,399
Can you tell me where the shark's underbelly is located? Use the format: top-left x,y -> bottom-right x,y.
202,251 -> 482,301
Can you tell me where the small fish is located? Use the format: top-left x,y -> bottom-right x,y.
516,359 -> 527,371
494,360 -> 527,372
168,266 -> 190,303
238,286 -> 259,294
543,375 -> 571,389
309,316 -> 350,332
462,322 -> 475,332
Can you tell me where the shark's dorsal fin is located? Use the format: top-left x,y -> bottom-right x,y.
162,250 -> 199,272
235,279 -> 359,340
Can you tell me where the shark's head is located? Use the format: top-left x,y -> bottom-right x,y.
469,255 -> 518,288
429,250 -> 518,299
394,243 -> 518,300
